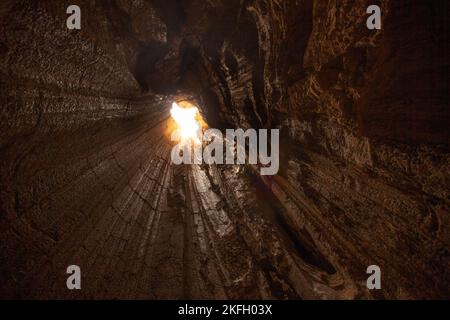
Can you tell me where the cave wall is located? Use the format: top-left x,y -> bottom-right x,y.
0,0 -> 448,299
144,0 -> 449,298
0,0 -> 170,298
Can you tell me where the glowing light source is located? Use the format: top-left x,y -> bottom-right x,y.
170,102 -> 201,143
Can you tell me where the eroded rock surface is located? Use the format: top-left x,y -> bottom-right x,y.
0,0 -> 448,299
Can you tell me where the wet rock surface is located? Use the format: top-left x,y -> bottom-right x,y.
0,1 -> 449,299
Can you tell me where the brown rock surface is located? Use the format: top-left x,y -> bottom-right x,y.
0,0 -> 448,299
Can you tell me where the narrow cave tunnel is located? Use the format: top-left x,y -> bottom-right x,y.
0,0 -> 449,300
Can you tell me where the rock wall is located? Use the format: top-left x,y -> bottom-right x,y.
0,1 -> 168,298
145,0 -> 449,298
0,0 -> 448,299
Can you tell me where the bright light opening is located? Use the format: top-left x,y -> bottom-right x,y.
170,102 -> 201,143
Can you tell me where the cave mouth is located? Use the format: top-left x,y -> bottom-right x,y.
169,100 -> 206,144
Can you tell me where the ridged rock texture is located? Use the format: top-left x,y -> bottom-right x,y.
0,0 -> 449,299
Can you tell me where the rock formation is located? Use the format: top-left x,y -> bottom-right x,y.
0,0 -> 448,299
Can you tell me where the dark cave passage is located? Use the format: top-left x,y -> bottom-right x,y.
0,0 -> 449,300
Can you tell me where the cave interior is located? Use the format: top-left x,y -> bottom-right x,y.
0,0 -> 449,299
